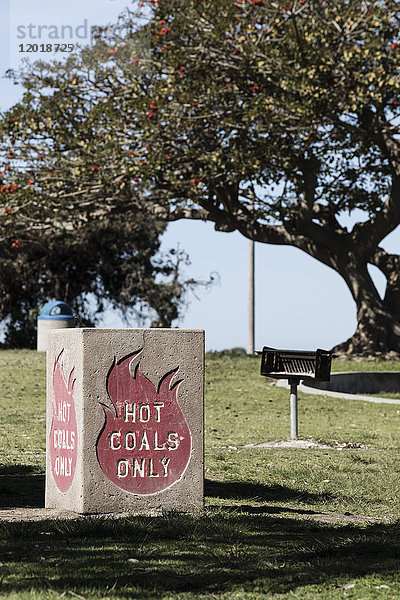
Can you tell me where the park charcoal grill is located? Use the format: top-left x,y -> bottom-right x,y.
259,347 -> 332,440
260,347 -> 332,383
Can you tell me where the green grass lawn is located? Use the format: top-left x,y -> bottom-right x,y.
1,350 -> 400,600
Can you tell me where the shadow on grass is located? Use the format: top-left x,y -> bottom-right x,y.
0,465 -> 44,509
205,478 -> 337,505
0,472 -> 334,513
0,510 -> 399,598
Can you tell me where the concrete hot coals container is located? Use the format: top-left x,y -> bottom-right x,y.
45,328 -> 204,514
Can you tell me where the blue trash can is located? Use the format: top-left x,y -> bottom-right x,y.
37,301 -> 77,351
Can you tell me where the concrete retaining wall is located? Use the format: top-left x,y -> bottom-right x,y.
305,372 -> 400,395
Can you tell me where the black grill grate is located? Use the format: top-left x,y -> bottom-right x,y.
280,357 -> 314,375
260,347 -> 331,382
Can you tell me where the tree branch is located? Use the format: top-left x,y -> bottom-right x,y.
352,174 -> 400,253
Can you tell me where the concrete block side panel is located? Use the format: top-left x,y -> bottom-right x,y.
81,328 -> 204,514
45,329 -> 85,512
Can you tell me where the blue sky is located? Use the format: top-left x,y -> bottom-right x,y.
1,0 -> 399,351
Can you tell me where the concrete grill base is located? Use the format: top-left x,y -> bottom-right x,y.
45,328 -> 204,515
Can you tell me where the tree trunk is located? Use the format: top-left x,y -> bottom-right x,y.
371,250 -> 400,323
331,256 -> 400,359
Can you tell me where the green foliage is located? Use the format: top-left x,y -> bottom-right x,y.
206,347 -> 248,358
0,215 -> 190,348
2,0 -> 399,236
138,0 -> 399,221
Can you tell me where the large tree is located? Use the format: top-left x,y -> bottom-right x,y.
1,0 -> 400,356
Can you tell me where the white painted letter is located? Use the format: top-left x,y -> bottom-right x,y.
132,458 -> 145,477
117,459 -> 129,478
160,457 -> 170,477
154,403 -> 164,422
139,404 -> 150,423
167,432 -> 180,450
124,431 -> 136,450
148,458 -> 159,478
110,431 -> 121,450
154,431 -> 165,450
139,431 -> 150,451
124,403 -> 135,422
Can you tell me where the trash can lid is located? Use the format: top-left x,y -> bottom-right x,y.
38,301 -> 75,320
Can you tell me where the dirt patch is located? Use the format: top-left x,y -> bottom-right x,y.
303,511 -> 388,524
243,439 -> 365,450
0,507 -> 80,522
0,506 -> 388,525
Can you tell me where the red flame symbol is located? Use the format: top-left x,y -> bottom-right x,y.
96,351 -> 192,495
49,351 -> 78,493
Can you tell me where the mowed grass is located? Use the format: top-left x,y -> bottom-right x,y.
1,349 -> 400,600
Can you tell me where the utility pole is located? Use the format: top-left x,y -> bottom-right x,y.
247,238 -> 255,355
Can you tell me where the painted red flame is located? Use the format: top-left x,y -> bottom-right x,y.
49,351 -> 78,493
96,352 -> 192,495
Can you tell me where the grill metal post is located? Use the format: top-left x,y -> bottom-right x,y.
259,346 -> 332,440
289,378 -> 299,440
